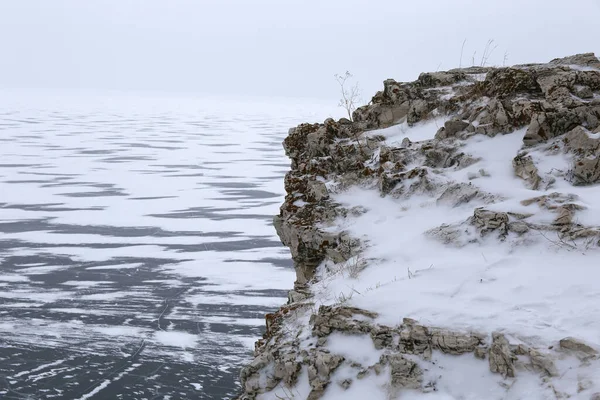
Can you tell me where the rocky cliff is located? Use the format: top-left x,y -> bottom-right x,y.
238,53 -> 600,399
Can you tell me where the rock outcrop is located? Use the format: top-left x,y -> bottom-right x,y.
237,53 -> 600,399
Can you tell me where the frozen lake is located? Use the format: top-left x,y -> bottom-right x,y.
0,92 -> 331,399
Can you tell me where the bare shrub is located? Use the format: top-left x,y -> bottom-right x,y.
335,71 -> 361,121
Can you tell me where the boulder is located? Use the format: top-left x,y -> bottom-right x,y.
512,153 -> 542,189
489,333 -> 516,378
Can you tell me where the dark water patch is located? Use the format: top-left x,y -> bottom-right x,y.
125,143 -> 185,150
164,238 -> 280,253
203,181 -> 258,189
152,164 -> 206,170
148,207 -> 270,221
1,203 -> 105,212
100,156 -> 156,163
3,179 -> 51,184
19,171 -> 79,177
217,189 -> 281,200
0,163 -> 45,168
203,143 -> 238,147
57,189 -> 128,198
79,149 -> 119,155
128,196 -> 178,200
225,257 -> 293,269
165,173 -> 206,177
0,220 -> 242,239
0,345 -> 242,400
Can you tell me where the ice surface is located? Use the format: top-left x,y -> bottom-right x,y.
0,91 -> 337,398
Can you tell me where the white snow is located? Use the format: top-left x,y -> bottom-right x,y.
282,123 -> 600,398
152,331 -> 198,349
315,129 -> 600,346
372,118 -> 444,145
325,332 -> 383,366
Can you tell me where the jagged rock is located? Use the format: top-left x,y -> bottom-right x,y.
311,306 -> 378,337
520,192 -> 580,208
474,347 -> 487,359
430,329 -> 483,354
240,353 -> 277,394
528,349 -> 558,377
417,71 -> 467,88
379,167 -> 435,197
575,85 -> 594,99
484,67 -> 541,98
273,353 -> 302,387
436,183 -> 496,207
559,337 -> 598,356
563,126 -> 600,156
550,53 -> 600,69
371,326 -> 396,350
513,153 -> 542,189
436,119 -> 470,139
379,145 -> 407,165
523,111 -> 582,146
408,99 -> 434,125
569,156 -> 600,185
473,98 -> 513,136
338,378 -> 352,390
508,221 -> 530,234
553,206 -> 576,226
380,354 -> 423,390
399,323 -> 432,359
425,223 -> 469,246
307,350 -> 344,399
472,208 -> 509,239
489,333 -> 516,378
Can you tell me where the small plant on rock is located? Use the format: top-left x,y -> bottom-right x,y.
335,71 -> 361,121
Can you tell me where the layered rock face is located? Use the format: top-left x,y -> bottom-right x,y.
238,54 -> 600,399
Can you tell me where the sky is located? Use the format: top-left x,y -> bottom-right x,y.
1,0 -> 599,102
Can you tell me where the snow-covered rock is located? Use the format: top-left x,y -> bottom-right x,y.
238,53 -> 600,399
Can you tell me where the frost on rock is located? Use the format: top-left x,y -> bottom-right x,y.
237,53 -> 600,399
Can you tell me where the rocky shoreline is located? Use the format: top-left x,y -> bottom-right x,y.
238,53 -> 600,399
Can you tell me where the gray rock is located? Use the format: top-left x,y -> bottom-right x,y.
338,379 -> 352,390
513,153 -> 542,189
311,306 -> 377,337
436,183 -> 496,207
489,333 -> 516,378
371,326 -> 396,350
569,156 -> 600,186
425,223 -> 468,246
528,349 -> 558,377
574,86 -> 594,99
430,329 -> 482,354
399,324 -> 432,359
382,354 -> 423,390
306,350 -> 344,399
437,119 -> 470,139
563,126 -> 600,156
474,347 -> 487,359
273,354 -> 302,387
508,221 -> 530,234
559,337 -> 598,355
472,208 -> 509,239
524,112 -> 582,146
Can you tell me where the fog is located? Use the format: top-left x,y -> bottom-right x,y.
1,0 -> 599,101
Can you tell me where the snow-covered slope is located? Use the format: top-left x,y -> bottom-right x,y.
238,53 -> 600,399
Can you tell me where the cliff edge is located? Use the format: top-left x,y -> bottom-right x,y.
238,53 -> 600,399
